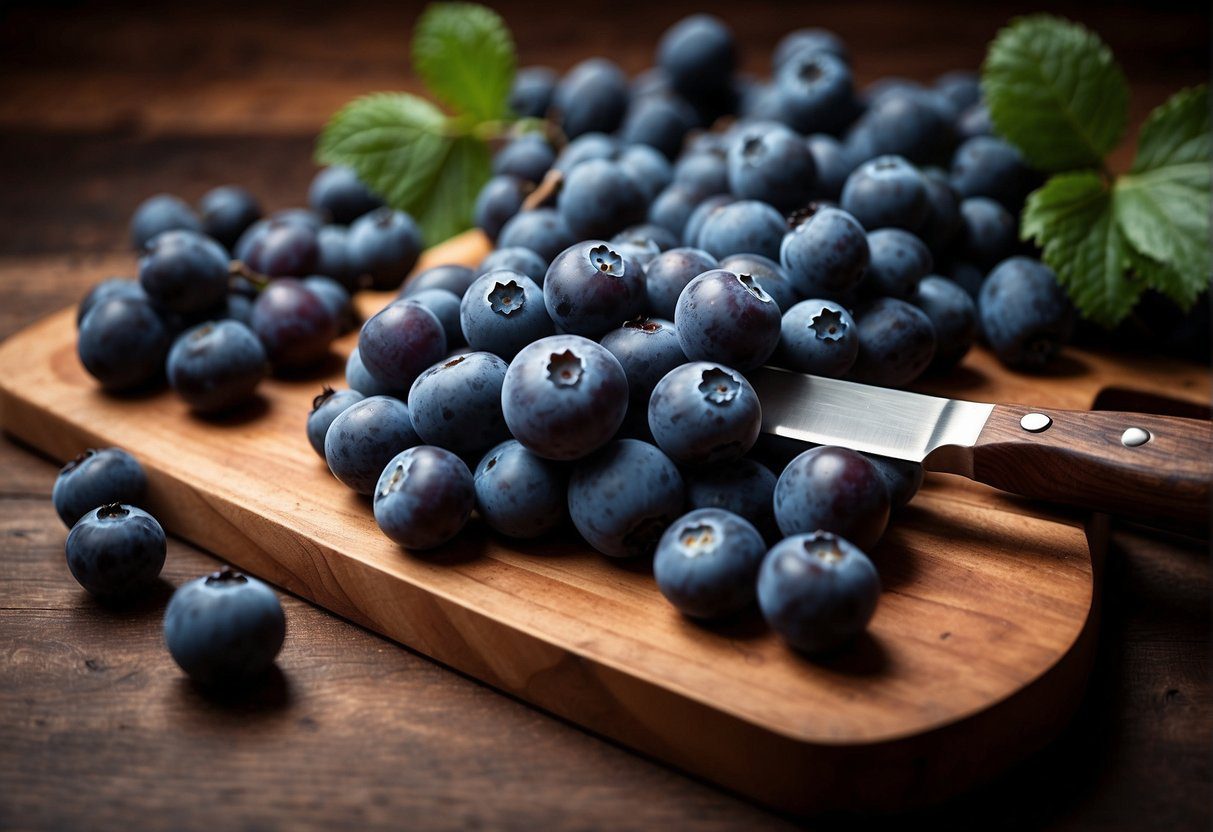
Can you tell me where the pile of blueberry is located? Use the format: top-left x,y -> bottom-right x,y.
52,448 -> 286,687
71,15 -> 1080,656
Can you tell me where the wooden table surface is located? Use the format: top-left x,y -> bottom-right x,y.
1,1 -> 1208,829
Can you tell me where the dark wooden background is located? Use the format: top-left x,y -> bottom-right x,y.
1,1 -> 1208,829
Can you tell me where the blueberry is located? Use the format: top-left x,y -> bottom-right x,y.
553,58 -> 629,139
644,247 -> 719,320
648,362 -> 761,466
357,299 -> 447,391
407,352 -> 509,455
315,225 -> 357,291
682,194 -> 734,247
979,257 -> 1073,368
251,278 -> 337,369
477,247 -> 548,286
718,253 -> 800,313
727,123 -> 817,213
130,194 -> 201,251
861,452 -> 924,511
78,296 -> 171,391
52,448 -> 148,528
841,155 -> 929,232
621,94 -> 698,160
950,136 -> 1035,211
497,208 -> 575,264
917,170 -> 962,257
164,567 -> 285,687
557,159 -> 647,241
199,186 -> 262,250
509,66 -> 558,118
308,167 -> 383,225
461,271 -> 554,359
347,208 -> 423,291
773,446 -> 890,550
773,28 -> 850,70
912,276 -> 977,369
473,440 -> 567,539
846,89 -> 956,167
401,264 -> 479,299
501,335 -> 628,461
66,503 -> 165,599
167,320 -> 267,413
600,317 -> 686,405
675,269 -> 782,371
493,135 -> 555,184
850,297 -> 937,387
758,531 -> 880,654
956,102 -> 994,140
657,15 -> 735,99
138,230 -> 230,315
77,278 -> 147,327
957,197 -> 1019,270
673,151 -> 730,197
862,228 -> 933,298
647,184 -> 704,238
694,200 -> 785,261
780,207 -> 869,299
306,386 -> 364,458
774,51 -> 856,136
683,458 -> 777,541
567,439 -> 684,558
325,395 -> 420,495
543,241 -> 645,338
554,132 -> 620,173
267,207 -> 326,230
935,70 -> 981,112
374,446 -> 474,549
240,218 -> 320,278
611,223 -> 680,259
402,287 -> 464,349
779,299 -> 859,377
473,174 -> 528,243
345,346 -> 405,398
304,275 -> 356,333
806,134 -> 855,201
617,144 -> 675,203
654,508 -> 765,618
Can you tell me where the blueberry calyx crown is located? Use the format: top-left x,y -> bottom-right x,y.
587,244 -> 625,277
61,449 -> 97,475
736,273 -> 772,303
678,522 -> 717,556
378,458 -> 412,500
810,308 -> 847,341
698,367 -> 740,405
803,531 -> 844,562
96,502 -> 130,520
312,385 -> 337,412
787,204 -> 823,230
487,280 -> 525,316
623,316 -> 662,334
442,356 -> 467,369
546,349 -> 585,388
205,566 -> 250,586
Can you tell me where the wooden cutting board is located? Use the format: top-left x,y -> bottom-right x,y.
0,230 -> 1206,815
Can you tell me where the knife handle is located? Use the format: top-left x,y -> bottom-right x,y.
965,405 -> 1212,528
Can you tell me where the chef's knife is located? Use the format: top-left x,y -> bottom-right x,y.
749,366 -> 1213,527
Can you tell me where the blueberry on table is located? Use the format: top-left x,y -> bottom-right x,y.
779,206 -> 869,300
306,387 -> 364,458
497,208 -> 576,265
778,299 -> 859,377
315,225 -> 356,291
345,346 -> 405,398
240,218 -> 321,278
644,247 -> 718,321
861,228 -> 933,299
912,276 -> 977,370
554,132 -> 620,173
773,50 -> 856,136
694,200 -> 785,261
600,317 -> 686,405
52,447 -> 148,528
77,278 -> 148,327
324,395 -> 420,495
501,335 -> 628,461
647,184 -> 704,240
861,452 -> 925,512
474,175 -> 528,243
805,134 -> 855,201
557,158 -> 647,241
684,457 -> 778,541
164,567 -> 286,688
302,275 -> 356,334
773,446 -> 890,550
407,352 -> 510,455
934,70 -> 981,112
917,171 -> 962,256
657,14 -> 735,99
758,531 -> 881,654
346,207 -> 423,291
675,269 -> 782,371
373,446 -> 475,550
611,223 -> 679,267
849,297 -> 937,387
65,503 -> 166,600
167,320 -> 268,413
846,89 -> 956,168
621,95 -> 698,161
476,247 -> 548,286
138,229 -> 230,315
474,440 -> 568,539
130,194 -> 201,251
567,439 -> 685,558
543,241 -> 645,338
198,185 -> 262,250
251,278 -> 338,369
957,101 -> 994,140
682,194 -> 734,248
648,362 -> 761,466
654,508 -> 766,619
509,66 -> 558,119
401,264 -> 479,300
461,271 -> 553,360
308,166 -> 383,225
356,299 -> 447,391
617,145 -> 675,203
552,58 -> 629,139
949,136 -> 1034,211
674,153 -> 730,201
957,197 -> 1019,271
979,257 -> 1073,368
404,288 -> 464,349
717,252 -> 798,314
773,28 -> 850,71
77,295 -> 171,392
840,155 -> 929,233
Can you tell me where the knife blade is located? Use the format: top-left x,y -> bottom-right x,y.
748,366 -> 1213,527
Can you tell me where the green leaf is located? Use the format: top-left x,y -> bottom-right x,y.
413,2 -> 516,122
982,15 -> 1128,171
316,92 -> 490,244
1022,171 -> 1143,326
1131,84 -> 1212,173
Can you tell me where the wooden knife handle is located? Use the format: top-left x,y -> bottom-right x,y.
969,405 -> 1212,527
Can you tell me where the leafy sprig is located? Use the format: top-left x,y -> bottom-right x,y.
983,15 -> 1211,327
